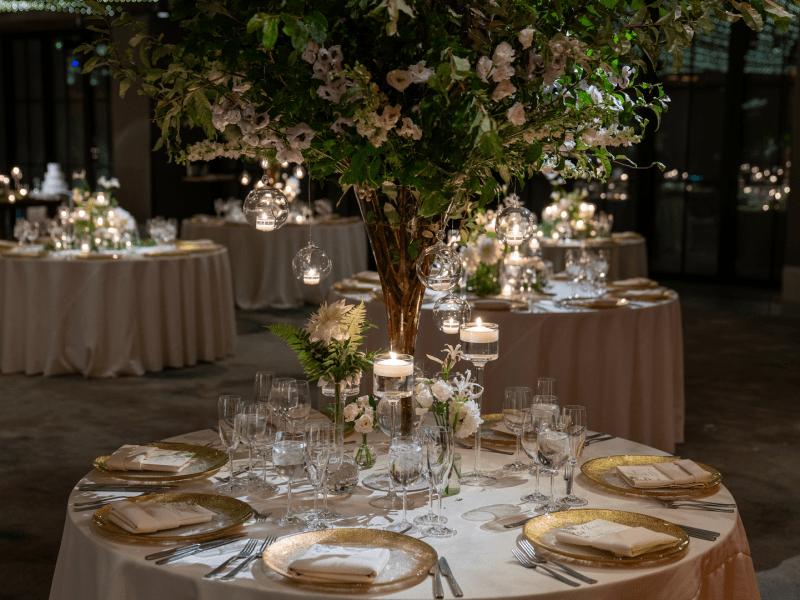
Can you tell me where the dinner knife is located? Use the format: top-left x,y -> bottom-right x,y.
146,534 -> 245,561
155,536 -> 246,565
437,557 -> 463,597
503,516 -> 535,529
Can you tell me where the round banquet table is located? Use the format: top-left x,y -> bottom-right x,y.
181,217 -> 368,309
330,280 -> 684,454
50,425 -> 759,600
539,235 -> 648,280
0,246 -> 236,377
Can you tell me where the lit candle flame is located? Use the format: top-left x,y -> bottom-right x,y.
476,317 -> 482,326
390,351 -> 396,360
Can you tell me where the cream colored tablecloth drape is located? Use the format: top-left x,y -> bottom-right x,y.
0,249 -> 236,377
181,218 -> 368,309
540,237 -> 648,280
50,428 -> 759,600
330,281 -> 684,453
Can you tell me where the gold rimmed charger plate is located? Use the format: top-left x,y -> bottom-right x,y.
609,279 -> 659,290
562,297 -> 629,310
523,509 -> 689,564
74,253 -> 123,260
581,455 -> 722,497
1,250 -> 47,258
146,249 -> 192,257
467,414 -> 517,447
93,442 -> 227,482
184,245 -> 223,254
262,528 -> 438,587
92,492 -> 251,545
609,290 -> 671,302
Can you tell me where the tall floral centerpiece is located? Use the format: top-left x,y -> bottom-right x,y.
81,0 -> 775,429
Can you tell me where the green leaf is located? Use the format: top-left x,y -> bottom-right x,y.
247,13 -> 267,34
524,142 -> 542,164
262,16 -> 280,49
304,11 -> 328,44
383,202 -> 401,225
450,54 -> 471,80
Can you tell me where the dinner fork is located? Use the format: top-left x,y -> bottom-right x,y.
519,540 -> 597,584
204,538 -> 257,578
511,549 -> 579,587
648,496 -> 736,509
222,535 -> 276,580
251,509 -> 272,523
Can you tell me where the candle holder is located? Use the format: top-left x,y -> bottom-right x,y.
432,293 -> 471,335
459,320 -> 499,487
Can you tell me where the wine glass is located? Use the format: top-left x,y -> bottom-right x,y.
272,431 -> 307,527
255,401 -> 279,489
537,378 -> 557,397
286,380 -> 311,432
386,435 -> 423,534
61,222 -> 75,249
558,405 -> 588,507
303,423 -> 331,531
269,378 -> 296,430
537,427 -> 570,513
237,403 -> 260,483
423,426 -> 456,538
26,221 -> 40,245
13,219 -> 28,246
217,395 -> 245,492
520,409 -> 556,504
164,218 -> 178,243
245,403 -> 278,492
318,424 -> 344,522
593,250 -> 609,295
254,371 -> 273,403
503,387 -> 533,471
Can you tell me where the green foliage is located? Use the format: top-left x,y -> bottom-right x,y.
468,262 -> 501,298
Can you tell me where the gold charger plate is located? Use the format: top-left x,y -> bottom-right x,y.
92,492 -> 251,545
581,455 -> 722,497
1,250 -> 47,258
563,297 -> 629,310
609,290 -> 671,302
609,279 -> 659,290
262,528 -> 437,587
467,414 -> 517,446
74,253 -> 123,260
184,245 -> 223,254
93,442 -> 228,482
146,249 -> 191,257
523,509 -> 689,564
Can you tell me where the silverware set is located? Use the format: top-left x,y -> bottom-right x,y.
674,524 -> 720,541
454,439 -> 515,456
519,540 -> 597,584
148,535 -> 247,565
430,556 -> 461,598
583,434 -> 615,446
649,496 -> 736,513
202,536 -> 276,580
511,548 -> 579,587
73,483 -> 177,511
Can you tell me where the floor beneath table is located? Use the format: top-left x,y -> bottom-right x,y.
1,281 -> 798,600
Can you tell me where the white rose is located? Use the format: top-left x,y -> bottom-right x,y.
416,387 -> 434,408
431,380 -> 453,402
344,403 -> 360,422
519,27 -> 534,50
356,395 -> 371,409
455,400 -> 483,438
386,69 -> 412,92
409,61 -> 434,83
507,102 -> 526,126
362,406 -> 374,420
492,79 -> 516,102
492,42 -> 515,66
476,56 -> 492,83
354,414 -> 374,434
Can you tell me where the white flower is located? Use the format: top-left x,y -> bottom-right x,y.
387,69 -> 412,92
317,85 -> 344,103
238,120 -> 254,135
409,61 -> 434,83
242,133 -> 260,146
362,405 -> 374,420
507,102 -> 526,126
492,42 -> 515,66
286,123 -> 316,150
491,63 -> 515,83
477,235 -> 503,264
492,79 -> 516,101
356,395 -> 371,409
275,142 -> 304,165
397,117 -> 422,140
331,116 -> 355,134
588,85 -> 603,105
312,59 -> 330,81
519,27 -> 534,49
376,104 -> 402,129
97,176 -> 121,189
231,76 -> 250,93
344,402 -> 360,422
328,45 -> 344,65
431,380 -> 453,402
72,170 -> 86,180
305,299 -> 352,345
301,41 -> 319,64
455,400 -> 483,438
416,387 -> 434,409
354,413 -> 374,434
476,56 -> 492,83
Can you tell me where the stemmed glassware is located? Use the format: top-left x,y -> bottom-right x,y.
13,219 -> 28,246
286,380 -> 311,432
303,423 -> 332,531
254,371 -> 273,404
217,395 -> 245,492
245,403 -> 278,492
272,430 -> 307,527
269,378 -> 297,430
503,387 -> 533,471
537,377 -> 557,397
318,424 -> 344,522
238,403 -> 260,483
558,405 -> 588,506
386,435 -> 423,534
520,409 -> 555,504
459,320 -> 499,487
537,425 -> 570,513
423,426 -> 456,538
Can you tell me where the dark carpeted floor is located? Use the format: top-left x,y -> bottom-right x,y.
1,282 -> 798,599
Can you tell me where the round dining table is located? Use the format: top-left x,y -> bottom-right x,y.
539,234 -> 648,280
181,216 -> 368,309
330,279 -> 684,454
50,424 -> 758,600
0,245 -> 236,377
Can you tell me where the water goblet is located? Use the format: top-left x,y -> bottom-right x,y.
537,428 -> 570,513
558,405 -> 589,507
273,431 -> 307,527
503,387 -> 533,471
217,395 -> 245,492
303,423 -> 332,531
520,409 -> 556,504
386,435 -> 423,534
286,380 -> 311,432
423,427 -> 456,538
246,403 -> 278,492
269,378 -> 296,430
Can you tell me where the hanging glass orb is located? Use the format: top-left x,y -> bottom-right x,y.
292,240 -> 332,285
496,201 -> 537,247
243,183 -> 289,231
415,241 -> 462,292
432,293 -> 471,335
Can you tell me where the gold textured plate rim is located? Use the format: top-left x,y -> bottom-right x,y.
609,290 -> 671,302
73,253 -> 124,260
609,280 -> 659,290
523,509 -> 689,564
1,250 -> 47,258
92,492 -> 251,545
146,249 -> 192,257
183,246 -> 223,254
93,442 -> 227,482
262,528 -> 438,587
563,297 -> 629,310
467,413 -> 517,446
581,455 -> 722,497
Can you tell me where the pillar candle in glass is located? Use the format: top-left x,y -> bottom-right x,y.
373,353 -> 414,399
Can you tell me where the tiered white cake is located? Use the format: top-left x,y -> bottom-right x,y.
41,163 -> 69,196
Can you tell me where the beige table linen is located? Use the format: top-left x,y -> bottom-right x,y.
0,249 -> 235,377
330,280 -> 684,453
51,429 -> 759,600
540,237 -> 648,280
181,218 -> 368,309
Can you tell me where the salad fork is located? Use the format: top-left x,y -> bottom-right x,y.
204,538 -> 257,578
222,536 -> 276,580
511,549 -> 579,587
519,540 -> 597,584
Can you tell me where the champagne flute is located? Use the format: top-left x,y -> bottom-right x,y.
386,435 -> 423,534
503,387 -> 533,471
246,403 -> 278,492
255,401 -> 279,489
423,426 -> 456,538
319,424 -> 344,522
537,428 -> 570,513
303,423 -> 331,531
558,405 -> 588,506
272,431 -> 307,527
520,409 -> 555,504
217,395 -> 245,492
237,403 -> 260,483
286,380 -> 311,432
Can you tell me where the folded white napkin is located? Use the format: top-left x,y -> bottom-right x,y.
108,500 -> 215,534
287,544 -> 391,583
105,445 -> 194,472
617,460 -> 714,489
555,519 -> 679,557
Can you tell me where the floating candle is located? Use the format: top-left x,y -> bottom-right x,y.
373,352 -> 414,377
442,318 -> 460,335
460,318 -> 499,343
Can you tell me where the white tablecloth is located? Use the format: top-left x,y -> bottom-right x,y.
331,281 -> 684,453
50,428 -> 759,600
0,248 -> 236,377
181,218 -> 368,309
540,237 -> 648,280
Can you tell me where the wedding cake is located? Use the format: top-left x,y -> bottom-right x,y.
41,163 -> 69,196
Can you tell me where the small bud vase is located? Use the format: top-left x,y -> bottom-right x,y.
353,434 -> 376,469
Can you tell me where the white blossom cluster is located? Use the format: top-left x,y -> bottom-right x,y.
415,371 -> 483,439
344,395 -> 376,434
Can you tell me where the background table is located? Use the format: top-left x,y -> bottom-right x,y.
50,428 -> 758,600
540,236 -> 648,280
181,217 -> 368,309
0,248 -> 236,377
331,281 -> 684,454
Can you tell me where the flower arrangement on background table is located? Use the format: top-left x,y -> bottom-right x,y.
538,188 -> 612,241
